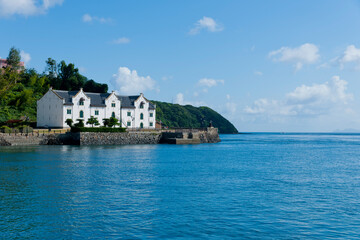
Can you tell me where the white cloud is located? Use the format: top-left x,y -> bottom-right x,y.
226,94 -> 231,100
189,16 -> 223,35
82,13 -> 112,24
112,37 -> 130,44
269,43 -> 320,71
162,76 -> 173,81
112,67 -> 157,95
174,92 -> 205,106
225,102 -> 237,115
20,50 -> 31,65
175,93 -> 185,105
0,0 -> 63,17
339,45 -> 360,70
82,13 -> 92,22
254,71 -> 263,76
245,76 -> 353,117
198,78 -> 224,88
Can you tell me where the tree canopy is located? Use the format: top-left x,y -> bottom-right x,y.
0,47 -> 108,122
6,47 -> 21,71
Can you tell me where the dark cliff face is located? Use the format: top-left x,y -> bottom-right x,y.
153,101 -> 238,134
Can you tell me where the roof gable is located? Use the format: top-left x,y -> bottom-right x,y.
51,89 -> 155,109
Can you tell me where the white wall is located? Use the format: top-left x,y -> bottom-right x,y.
120,108 -> 136,128
71,89 -> 91,126
104,92 -> 121,123
37,90 -> 156,129
133,94 -> 156,129
37,89 -> 65,128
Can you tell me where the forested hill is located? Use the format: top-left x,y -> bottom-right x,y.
153,101 -> 238,134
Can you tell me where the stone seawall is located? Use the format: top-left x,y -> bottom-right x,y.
77,131 -> 162,145
0,133 -> 64,146
0,128 -> 220,146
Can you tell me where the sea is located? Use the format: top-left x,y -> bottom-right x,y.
1,133 -> 360,239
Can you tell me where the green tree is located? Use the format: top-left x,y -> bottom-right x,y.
86,116 -> 99,127
57,61 -> 86,91
6,47 -> 21,71
83,79 -> 108,93
45,58 -> 57,78
109,117 -> 119,128
103,118 -> 110,127
65,118 -> 73,127
74,119 -> 84,128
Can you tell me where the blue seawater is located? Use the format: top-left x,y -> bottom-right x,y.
1,133 -> 360,239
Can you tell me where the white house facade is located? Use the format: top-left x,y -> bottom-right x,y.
37,88 -> 156,128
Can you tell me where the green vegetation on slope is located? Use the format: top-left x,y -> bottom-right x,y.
153,101 -> 238,134
0,47 -> 108,122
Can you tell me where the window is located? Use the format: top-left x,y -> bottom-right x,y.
79,100 -> 84,106
149,113 -> 153,117
67,109 -> 71,114
140,122 -> 144,128
127,121 -> 131,127
140,113 -> 144,120
95,110 -> 99,115
111,103 -> 115,107
112,112 -> 115,118
80,110 -> 84,118
150,122 -> 153,127
140,102 -> 144,109
127,112 -> 131,117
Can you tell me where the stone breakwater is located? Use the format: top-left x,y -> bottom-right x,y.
0,128 -> 220,146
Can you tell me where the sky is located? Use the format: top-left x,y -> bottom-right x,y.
1,0 -> 360,132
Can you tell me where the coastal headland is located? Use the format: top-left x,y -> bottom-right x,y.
0,127 -> 220,146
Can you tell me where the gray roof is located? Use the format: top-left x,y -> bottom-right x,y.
53,90 -> 155,109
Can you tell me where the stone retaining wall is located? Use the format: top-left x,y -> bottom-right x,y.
0,128 -> 220,146
0,133 -> 62,146
78,131 -> 162,145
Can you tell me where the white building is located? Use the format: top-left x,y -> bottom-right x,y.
37,88 -> 156,129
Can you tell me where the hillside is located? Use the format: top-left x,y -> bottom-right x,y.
153,101 -> 238,134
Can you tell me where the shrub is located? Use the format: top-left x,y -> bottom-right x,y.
65,119 -> 73,127
109,117 -> 119,128
12,127 -> 20,133
103,118 -> 110,127
71,127 -> 126,133
86,116 -> 100,127
21,126 -> 33,133
74,119 -> 85,128
0,126 -> 11,133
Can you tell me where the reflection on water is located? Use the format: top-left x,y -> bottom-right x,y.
1,135 -> 360,239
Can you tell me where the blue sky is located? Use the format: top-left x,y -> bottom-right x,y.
1,0 -> 360,132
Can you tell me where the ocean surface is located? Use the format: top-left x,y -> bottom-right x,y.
1,133 -> 360,239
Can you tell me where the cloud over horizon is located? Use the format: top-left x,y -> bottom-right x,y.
245,76 -> 353,118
